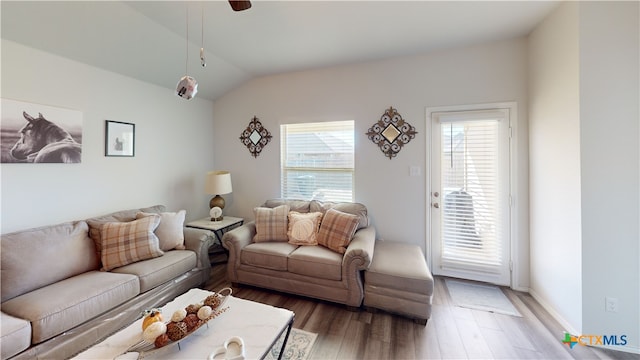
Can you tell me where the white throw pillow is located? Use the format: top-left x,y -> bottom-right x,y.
136,210 -> 186,251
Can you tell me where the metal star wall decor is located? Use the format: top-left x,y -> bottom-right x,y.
239,116 -> 272,158
366,107 -> 417,159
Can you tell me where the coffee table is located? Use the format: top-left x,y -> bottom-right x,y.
74,288 -> 294,359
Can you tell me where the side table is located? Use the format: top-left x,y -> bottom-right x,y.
186,216 -> 244,265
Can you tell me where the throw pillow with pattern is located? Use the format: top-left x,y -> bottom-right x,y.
253,204 -> 290,242
100,215 -> 164,271
317,208 -> 360,254
287,211 -> 323,246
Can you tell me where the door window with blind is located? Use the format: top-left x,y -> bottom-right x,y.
281,121 -> 354,202
430,109 -> 511,285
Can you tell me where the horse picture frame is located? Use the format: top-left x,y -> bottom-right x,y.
105,120 -> 135,157
1,98 -> 83,163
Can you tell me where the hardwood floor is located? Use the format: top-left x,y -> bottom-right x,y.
203,263 -> 638,359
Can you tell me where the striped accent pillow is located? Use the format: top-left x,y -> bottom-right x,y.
317,208 -> 360,254
253,205 -> 290,242
99,215 -> 164,271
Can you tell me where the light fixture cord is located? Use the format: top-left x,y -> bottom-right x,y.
185,5 -> 189,76
201,2 -> 206,67
201,2 -> 204,50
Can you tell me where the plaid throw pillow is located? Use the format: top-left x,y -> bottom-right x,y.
287,211 -> 323,246
317,208 -> 360,254
100,215 -> 164,271
253,205 -> 290,242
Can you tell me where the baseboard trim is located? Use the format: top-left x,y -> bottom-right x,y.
528,287 -> 581,336
589,344 -> 640,355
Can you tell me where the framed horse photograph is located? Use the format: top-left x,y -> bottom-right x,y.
105,120 -> 135,157
1,98 -> 83,163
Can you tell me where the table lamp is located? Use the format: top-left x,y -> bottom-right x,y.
205,170 -> 232,221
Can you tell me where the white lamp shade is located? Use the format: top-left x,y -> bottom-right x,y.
205,171 -> 232,195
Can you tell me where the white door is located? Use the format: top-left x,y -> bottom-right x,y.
430,108 -> 512,285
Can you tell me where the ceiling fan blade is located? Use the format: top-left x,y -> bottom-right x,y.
229,1 -> 252,12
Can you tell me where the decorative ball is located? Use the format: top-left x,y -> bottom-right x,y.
204,295 -> 221,309
154,333 -> 170,348
185,303 -> 201,314
197,305 -> 213,320
166,321 -> 188,341
171,309 -> 187,322
142,321 -> 167,343
183,314 -> 200,332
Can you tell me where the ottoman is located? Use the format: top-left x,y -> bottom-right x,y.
364,241 -> 433,324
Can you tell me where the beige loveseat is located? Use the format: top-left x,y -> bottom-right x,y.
0,205 -> 212,360
222,199 -> 375,307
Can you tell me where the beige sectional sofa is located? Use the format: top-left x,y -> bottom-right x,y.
222,199 -> 375,307
0,205 -> 212,360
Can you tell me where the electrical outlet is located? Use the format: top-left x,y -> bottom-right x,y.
605,297 -> 619,313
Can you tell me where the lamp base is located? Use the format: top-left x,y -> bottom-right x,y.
210,195 -> 225,209
210,216 -> 224,222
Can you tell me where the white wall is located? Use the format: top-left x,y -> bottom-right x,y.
213,38 -> 531,290
1,40 -> 216,233
528,2 -> 583,334
529,1 -> 640,351
579,1 -> 639,351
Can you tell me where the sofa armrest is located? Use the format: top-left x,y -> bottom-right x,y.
343,226 -> 376,270
222,221 -> 256,282
341,225 -> 376,306
183,227 -> 213,273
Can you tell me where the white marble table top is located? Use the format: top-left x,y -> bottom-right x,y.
73,288 -> 294,360
186,217 -> 244,232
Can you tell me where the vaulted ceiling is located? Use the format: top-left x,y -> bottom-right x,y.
1,1 -> 559,101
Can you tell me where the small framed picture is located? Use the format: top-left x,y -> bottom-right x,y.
105,120 -> 135,157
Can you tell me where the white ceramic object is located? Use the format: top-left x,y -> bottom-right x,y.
209,207 -> 222,220
208,336 -> 245,360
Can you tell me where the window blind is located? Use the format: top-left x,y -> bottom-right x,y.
281,121 -> 354,202
440,115 -> 506,274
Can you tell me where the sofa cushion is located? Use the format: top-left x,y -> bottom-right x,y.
310,200 -> 368,230
1,271 -> 139,344
87,204 -> 166,256
287,211 -> 323,246
100,215 -> 164,271
263,199 -> 310,213
288,245 -> 342,281
317,208 -> 360,254
253,204 -> 290,242
136,210 -> 186,251
1,221 -> 99,302
0,312 -> 31,359
112,250 -> 196,292
241,242 -> 298,271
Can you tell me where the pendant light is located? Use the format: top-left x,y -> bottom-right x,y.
200,2 -> 206,68
176,4 -> 198,100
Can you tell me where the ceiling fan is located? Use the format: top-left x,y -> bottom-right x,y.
229,0 -> 252,12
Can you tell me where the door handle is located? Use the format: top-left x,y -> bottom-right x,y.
433,203 -> 440,209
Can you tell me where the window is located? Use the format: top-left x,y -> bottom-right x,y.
281,121 -> 354,202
